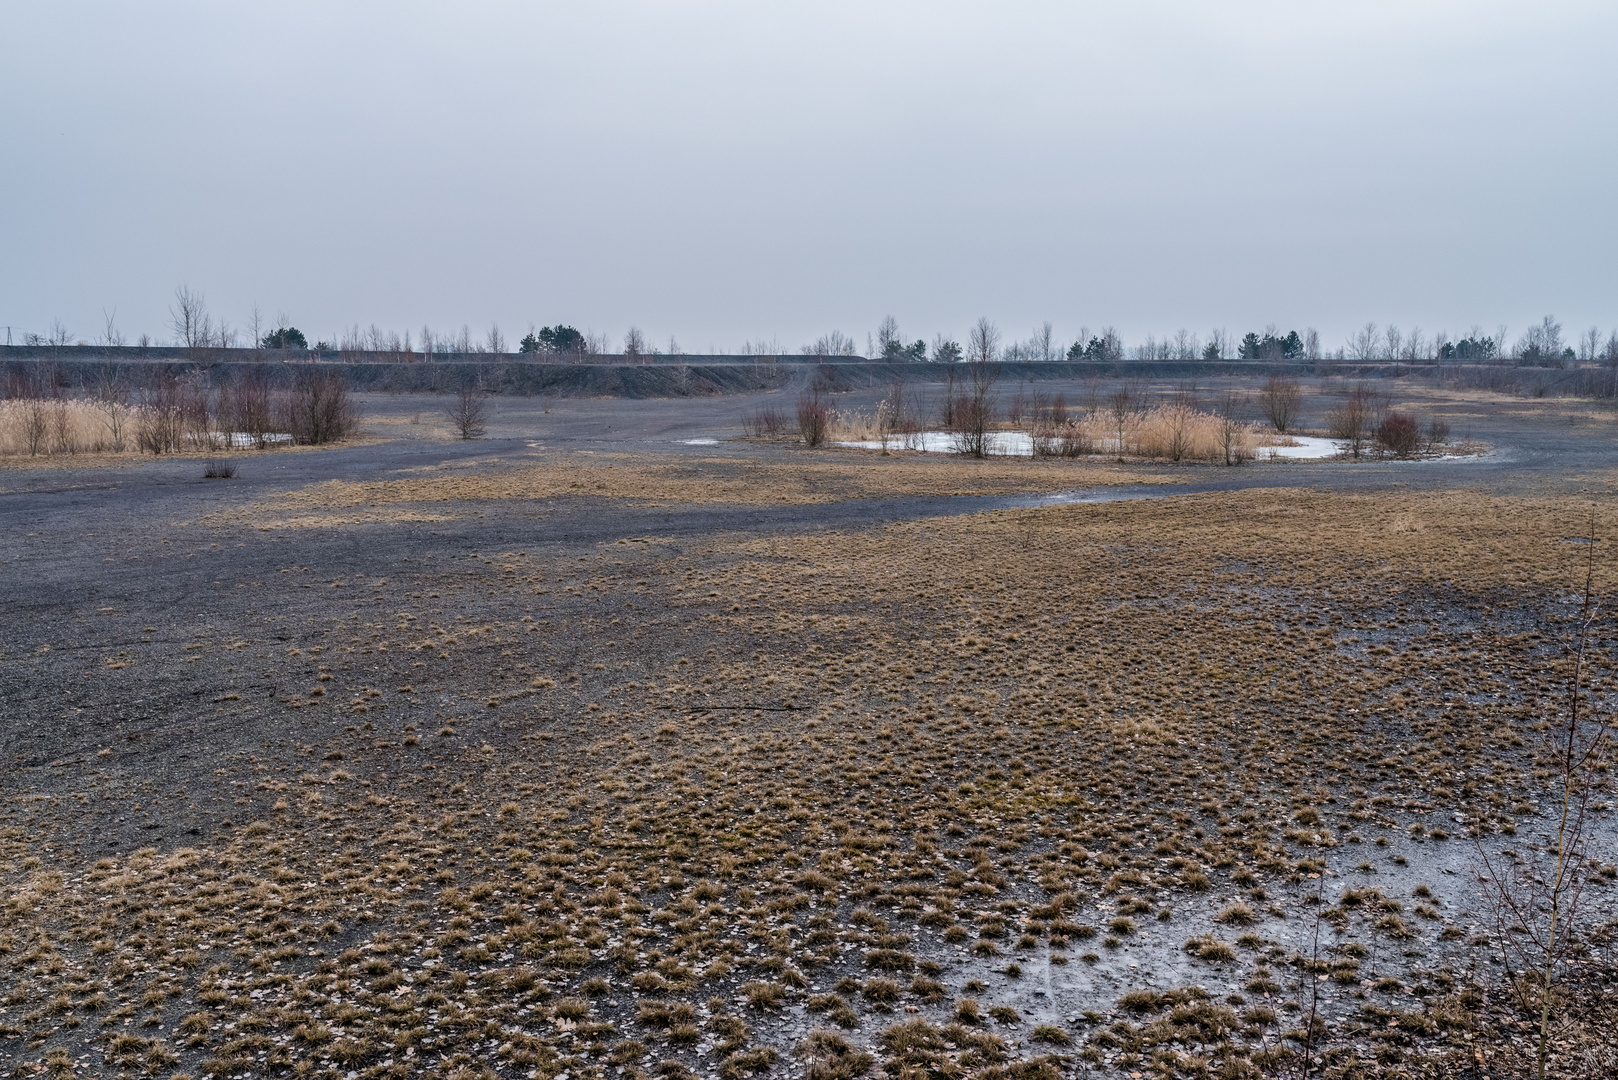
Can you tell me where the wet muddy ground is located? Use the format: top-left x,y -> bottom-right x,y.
3,379 -> 1618,1079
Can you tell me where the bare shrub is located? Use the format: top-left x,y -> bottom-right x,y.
137,375 -> 184,455
950,336 -> 999,457
446,384 -> 489,440
178,378 -> 215,450
1374,412 -> 1421,457
747,406 -> 787,436
1107,380 -> 1145,458
1161,402 -> 1192,462
1258,377 -> 1301,432
1473,545 -> 1612,1080
1216,392 -> 1252,466
96,366 -> 133,452
797,389 -> 829,447
22,398 -> 49,455
48,400 -> 78,454
1326,384 -> 1382,459
1423,416 -> 1451,453
282,370 -> 358,445
203,457 -> 237,479
230,370 -> 275,447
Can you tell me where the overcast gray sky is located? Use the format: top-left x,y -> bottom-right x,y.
3,1 -> 1615,353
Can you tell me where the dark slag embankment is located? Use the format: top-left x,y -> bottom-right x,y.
1,345 -> 1587,398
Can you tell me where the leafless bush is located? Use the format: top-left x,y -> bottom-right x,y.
1473,544 -> 1612,1080
949,335 -> 999,457
229,370 -> 275,448
1107,379 -> 1146,458
882,381 -> 921,437
282,370 -> 359,445
48,399 -> 78,454
178,378 -> 215,450
1326,384 -> 1382,459
202,457 -> 237,479
137,375 -> 185,454
1259,377 -> 1302,432
746,406 -> 788,436
446,384 -> 490,440
1030,394 -> 1087,457
1161,402 -> 1193,462
22,398 -> 49,455
1216,392 -> 1252,466
95,365 -> 132,452
1373,412 -> 1421,457
1422,417 -> 1451,454
797,389 -> 829,447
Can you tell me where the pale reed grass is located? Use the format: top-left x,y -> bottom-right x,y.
0,399 -> 127,456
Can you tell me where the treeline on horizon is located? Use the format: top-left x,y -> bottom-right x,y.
9,287 -> 1618,369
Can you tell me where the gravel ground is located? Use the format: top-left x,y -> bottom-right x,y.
3,381 -> 1618,1080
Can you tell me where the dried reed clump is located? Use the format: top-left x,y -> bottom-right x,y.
1026,405 -> 1263,462
1128,405 -> 1258,462
0,398 -> 121,456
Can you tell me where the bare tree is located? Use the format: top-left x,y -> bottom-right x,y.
875,316 -> 901,360
99,309 -> 124,351
1258,376 -> 1302,432
446,383 -> 490,439
248,304 -> 264,350
486,324 -> 506,355
1383,324 -> 1403,362
1304,328 -> 1321,362
46,319 -> 74,353
1347,322 -> 1379,361
624,327 -> 647,361
1473,541 -> 1612,1080
1579,326 -> 1602,363
804,331 -> 856,357
1036,321 -> 1055,362
169,285 -> 211,352
1402,326 -> 1425,362
967,317 -> 1000,366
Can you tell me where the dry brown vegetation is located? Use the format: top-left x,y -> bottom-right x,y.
212,454 -> 1170,528
5,484 -> 1618,1079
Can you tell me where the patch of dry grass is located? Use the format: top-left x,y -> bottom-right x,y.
4,486 -> 1616,1078
219,452 -> 1170,527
